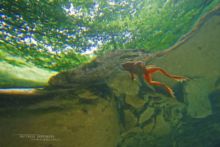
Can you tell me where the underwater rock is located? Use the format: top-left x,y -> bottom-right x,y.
124,110 -> 137,129
78,90 -> 99,104
185,78 -> 214,118
125,95 -> 145,109
139,107 -> 155,125
163,100 -> 186,126
118,128 -> 173,147
107,72 -> 140,96
149,113 -> 171,136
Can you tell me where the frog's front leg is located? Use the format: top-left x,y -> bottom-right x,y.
129,72 -> 135,80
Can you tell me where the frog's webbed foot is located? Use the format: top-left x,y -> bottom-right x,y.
173,76 -> 189,82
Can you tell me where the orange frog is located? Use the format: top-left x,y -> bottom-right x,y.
122,61 -> 188,97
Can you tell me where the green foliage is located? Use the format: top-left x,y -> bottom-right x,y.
1,0 -> 220,70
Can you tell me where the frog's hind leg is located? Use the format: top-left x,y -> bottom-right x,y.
146,67 -> 188,82
144,71 -> 175,97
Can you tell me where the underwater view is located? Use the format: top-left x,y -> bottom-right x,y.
1,0 -> 220,147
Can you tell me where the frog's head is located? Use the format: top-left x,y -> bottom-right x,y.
122,61 -> 145,73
